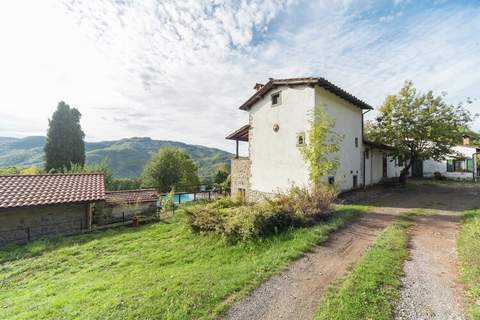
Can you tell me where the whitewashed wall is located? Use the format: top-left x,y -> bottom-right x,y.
364,147 -> 405,186
316,87 -> 363,191
249,85 -> 312,194
423,145 -> 478,179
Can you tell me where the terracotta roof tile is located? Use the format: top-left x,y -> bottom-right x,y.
239,77 -> 373,111
0,174 -> 105,209
105,189 -> 159,204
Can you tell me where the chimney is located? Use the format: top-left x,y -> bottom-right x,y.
463,134 -> 470,146
253,83 -> 264,91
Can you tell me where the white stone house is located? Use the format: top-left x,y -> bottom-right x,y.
227,77 -> 404,200
421,135 -> 479,180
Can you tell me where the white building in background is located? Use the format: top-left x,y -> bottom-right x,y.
421,135 -> 479,180
226,77 -> 404,201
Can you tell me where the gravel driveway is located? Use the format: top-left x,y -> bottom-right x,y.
223,182 -> 480,320
394,214 -> 466,320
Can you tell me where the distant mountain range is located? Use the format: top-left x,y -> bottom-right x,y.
0,136 -> 232,179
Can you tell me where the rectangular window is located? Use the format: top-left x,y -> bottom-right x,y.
447,159 -> 472,173
353,175 -> 358,188
398,156 -> 404,167
447,159 -> 454,172
296,132 -> 306,146
271,91 -> 281,106
328,177 -> 335,185
454,160 -> 465,172
355,137 -> 358,148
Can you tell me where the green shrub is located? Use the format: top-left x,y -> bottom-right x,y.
185,185 -> 337,243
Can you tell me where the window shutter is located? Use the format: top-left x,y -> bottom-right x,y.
466,159 -> 473,173
447,160 -> 454,172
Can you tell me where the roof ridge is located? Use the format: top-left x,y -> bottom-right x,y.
0,173 -> 104,177
106,188 -> 158,193
239,76 -> 373,111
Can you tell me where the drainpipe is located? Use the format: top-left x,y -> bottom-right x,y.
362,109 -> 372,189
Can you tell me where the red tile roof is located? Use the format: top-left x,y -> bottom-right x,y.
0,173 -> 105,209
106,189 -> 159,204
239,77 -> 373,111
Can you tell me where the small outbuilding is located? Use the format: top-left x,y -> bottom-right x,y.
0,173 -> 105,246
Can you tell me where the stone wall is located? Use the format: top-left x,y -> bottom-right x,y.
230,157 -> 251,199
94,201 -> 157,225
0,203 -> 89,246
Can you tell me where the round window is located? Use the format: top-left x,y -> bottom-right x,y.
273,124 -> 279,132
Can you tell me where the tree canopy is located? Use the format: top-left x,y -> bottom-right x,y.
44,101 -> 85,171
366,81 -> 475,181
141,146 -> 200,192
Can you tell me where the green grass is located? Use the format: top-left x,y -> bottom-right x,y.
458,209 -> 480,320
0,204 -> 367,320
314,217 -> 411,320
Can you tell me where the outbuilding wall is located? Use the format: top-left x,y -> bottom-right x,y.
423,145 -> 478,180
94,201 -> 157,225
0,203 -> 89,246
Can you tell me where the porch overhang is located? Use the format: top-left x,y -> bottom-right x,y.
226,124 -> 250,158
226,124 -> 250,142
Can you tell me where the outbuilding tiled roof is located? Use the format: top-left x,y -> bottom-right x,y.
239,77 -> 374,111
0,173 -> 105,209
105,189 -> 159,204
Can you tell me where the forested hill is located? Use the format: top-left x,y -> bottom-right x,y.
0,136 -> 232,179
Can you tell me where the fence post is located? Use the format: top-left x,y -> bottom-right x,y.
178,193 -> 181,204
123,212 -> 125,223
194,191 -> 197,201
208,191 -> 211,200
26,227 -> 30,242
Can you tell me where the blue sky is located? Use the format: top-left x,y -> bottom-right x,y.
0,0 -> 479,153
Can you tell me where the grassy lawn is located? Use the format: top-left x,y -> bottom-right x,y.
0,204 -> 367,320
458,209 -> 480,320
314,217 -> 411,320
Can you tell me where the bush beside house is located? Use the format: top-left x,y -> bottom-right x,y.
186,185 -> 337,242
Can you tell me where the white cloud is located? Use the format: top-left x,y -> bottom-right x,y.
0,0 -> 479,156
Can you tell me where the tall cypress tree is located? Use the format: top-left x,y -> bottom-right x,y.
44,101 -> 86,172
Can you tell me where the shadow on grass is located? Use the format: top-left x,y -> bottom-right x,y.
0,217 -> 176,264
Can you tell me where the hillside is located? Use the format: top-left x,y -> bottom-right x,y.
0,136 -> 232,179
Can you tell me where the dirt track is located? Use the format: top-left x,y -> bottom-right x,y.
223,208 -> 399,320
223,181 -> 480,320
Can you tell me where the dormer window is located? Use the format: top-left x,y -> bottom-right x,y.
271,91 -> 281,106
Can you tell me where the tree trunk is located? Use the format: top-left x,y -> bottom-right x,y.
399,159 -> 413,185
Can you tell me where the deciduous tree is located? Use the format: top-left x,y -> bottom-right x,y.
366,81 -> 474,182
141,146 -> 200,192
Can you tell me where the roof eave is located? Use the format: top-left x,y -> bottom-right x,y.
238,78 -> 374,111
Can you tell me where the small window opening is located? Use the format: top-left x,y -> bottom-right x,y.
328,177 -> 335,185
271,91 -> 281,106
296,132 -> 305,146
353,175 -> 358,188
365,149 -> 370,159
355,137 -> 359,148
